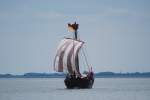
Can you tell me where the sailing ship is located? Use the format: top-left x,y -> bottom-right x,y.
54,22 -> 94,89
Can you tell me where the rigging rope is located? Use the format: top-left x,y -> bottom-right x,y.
77,33 -> 92,72
81,46 -> 91,72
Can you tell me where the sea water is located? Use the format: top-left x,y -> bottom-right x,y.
0,78 -> 150,100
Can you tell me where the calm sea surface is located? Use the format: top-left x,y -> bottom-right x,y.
0,78 -> 150,100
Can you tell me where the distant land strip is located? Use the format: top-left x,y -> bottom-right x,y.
0,72 -> 150,78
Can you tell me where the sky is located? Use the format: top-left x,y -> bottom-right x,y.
0,0 -> 150,74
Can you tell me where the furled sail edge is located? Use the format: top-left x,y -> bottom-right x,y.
65,37 -> 84,43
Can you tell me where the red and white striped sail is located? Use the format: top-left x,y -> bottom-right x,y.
54,38 -> 84,75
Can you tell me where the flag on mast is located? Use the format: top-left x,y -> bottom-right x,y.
68,22 -> 79,32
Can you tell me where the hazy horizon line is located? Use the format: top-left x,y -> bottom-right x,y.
1,71 -> 150,75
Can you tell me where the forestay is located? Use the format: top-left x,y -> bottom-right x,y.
54,38 -> 84,75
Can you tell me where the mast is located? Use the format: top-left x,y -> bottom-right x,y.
68,22 -> 80,75
74,23 -> 80,74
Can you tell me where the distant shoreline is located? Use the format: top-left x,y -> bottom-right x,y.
0,72 -> 150,78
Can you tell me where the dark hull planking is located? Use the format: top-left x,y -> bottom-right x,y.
64,74 -> 94,89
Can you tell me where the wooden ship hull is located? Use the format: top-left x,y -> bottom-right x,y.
64,77 -> 94,89
64,72 -> 94,89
